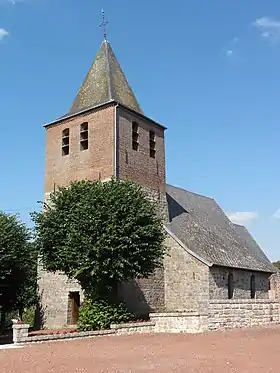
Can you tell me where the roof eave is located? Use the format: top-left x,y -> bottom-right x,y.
210,262 -> 277,274
163,225 -> 213,267
44,100 -> 167,130
116,103 -> 167,130
43,100 -> 117,128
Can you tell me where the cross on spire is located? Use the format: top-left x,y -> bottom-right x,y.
99,9 -> 108,41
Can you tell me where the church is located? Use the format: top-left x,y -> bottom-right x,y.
38,35 -> 279,332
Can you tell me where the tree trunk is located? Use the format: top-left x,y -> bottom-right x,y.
19,307 -> 23,321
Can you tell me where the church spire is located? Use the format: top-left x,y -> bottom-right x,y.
67,13 -> 143,117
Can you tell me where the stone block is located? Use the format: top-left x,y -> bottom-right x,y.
13,323 -> 30,343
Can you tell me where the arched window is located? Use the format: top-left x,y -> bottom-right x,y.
132,122 -> 139,151
80,122 -> 89,151
250,274 -> 256,299
62,128 -> 70,156
228,272 -> 234,299
149,130 -> 156,158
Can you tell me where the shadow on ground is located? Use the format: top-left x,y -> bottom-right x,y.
0,331 -> 13,345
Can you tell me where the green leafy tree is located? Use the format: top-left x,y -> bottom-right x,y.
32,179 -> 166,299
0,212 -> 38,325
272,261 -> 280,270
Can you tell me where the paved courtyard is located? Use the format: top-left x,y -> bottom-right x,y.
1,326 -> 280,372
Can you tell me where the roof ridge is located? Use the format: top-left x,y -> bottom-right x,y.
104,40 -> 112,101
166,183 -> 215,201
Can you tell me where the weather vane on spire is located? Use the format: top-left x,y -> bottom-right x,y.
99,9 -> 108,41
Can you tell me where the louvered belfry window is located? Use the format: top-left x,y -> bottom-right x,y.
132,122 -> 139,151
80,122 -> 89,151
149,130 -> 156,158
62,128 -> 70,156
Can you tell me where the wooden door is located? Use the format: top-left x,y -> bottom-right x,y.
69,292 -> 80,325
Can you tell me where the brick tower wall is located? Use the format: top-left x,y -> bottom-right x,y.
40,103 -> 168,326
116,105 -> 168,315
40,104 -> 116,328
44,104 -> 116,194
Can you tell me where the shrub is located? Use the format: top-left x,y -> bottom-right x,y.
22,307 -> 36,327
78,299 -> 134,331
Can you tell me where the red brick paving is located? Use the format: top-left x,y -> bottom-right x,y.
1,326 -> 280,372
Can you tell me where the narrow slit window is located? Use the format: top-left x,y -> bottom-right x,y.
125,150 -> 129,164
80,122 -> 88,151
149,130 -> 156,158
250,274 -> 256,299
62,128 -> 70,156
132,122 -> 139,151
228,272 -> 234,299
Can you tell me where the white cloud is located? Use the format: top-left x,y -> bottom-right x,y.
227,211 -> 259,225
253,17 -> 280,41
0,0 -> 23,5
273,209 -> 280,219
225,37 -> 239,57
0,28 -> 9,40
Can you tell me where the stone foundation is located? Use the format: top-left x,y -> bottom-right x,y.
150,312 -> 208,333
209,299 -> 280,330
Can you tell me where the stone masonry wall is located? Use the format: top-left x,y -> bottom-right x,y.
38,264 -> 84,329
150,312 -> 208,333
209,300 -> 279,330
110,321 -> 155,335
270,272 -> 280,301
118,268 -> 165,316
210,266 -> 270,300
119,233 -> 210,317
164,234 -> 209,313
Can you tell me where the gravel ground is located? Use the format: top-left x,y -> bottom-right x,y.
1,326 -> 280,372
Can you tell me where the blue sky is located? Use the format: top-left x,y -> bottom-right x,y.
0,0 -> 280,260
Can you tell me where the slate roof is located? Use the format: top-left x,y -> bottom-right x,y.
68,40 -> 143,117
166,184 -> 276,273
233,223 -> 271,264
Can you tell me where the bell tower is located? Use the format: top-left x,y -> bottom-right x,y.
44,39 -> 167,206
41,35 -> 168,327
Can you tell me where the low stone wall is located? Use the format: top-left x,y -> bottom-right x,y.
150,312 -> 208,333
13,322 -> 155,344
209,299 -> 280,330
110,321 -> 155,335
13,324 -> 116,344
